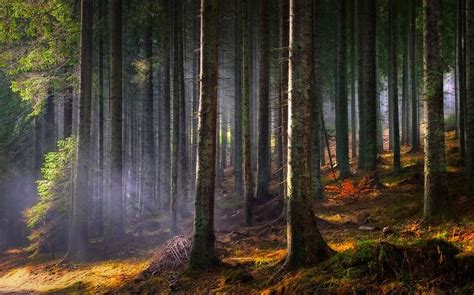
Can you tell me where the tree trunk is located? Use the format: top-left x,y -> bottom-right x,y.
350,0 -> 357,159
357,0 -> 366,170
410,0 -> 420,152
171,0 -> 180,234
283,0 -> 332,269
189,0 -> 219,270
458,0 -> 466,161
423,0 -> 449,221
241,0 -> 254,227
140,17 -> 155,216
466,0 -> 474,195
234,0 -> 244,197
160,0 -> 172,212
388,0 -> 401,171
255,0 -> 271,201
335,0 -> 349,179
66,0 -> 93,261
43,93 -> 56,153
312,0 -> 323,200
362,0 -> 377,174
107,0 -> 125,239
278,0 -> 289,203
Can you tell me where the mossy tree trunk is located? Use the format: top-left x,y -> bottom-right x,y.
66,0 -> 93,261
422,0 -> 450,222
189,0 -> 219,270
283,0 -> 333,269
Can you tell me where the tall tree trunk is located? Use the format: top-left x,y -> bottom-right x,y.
107,0 -> 125,239
389,0 -> 401,171
312,0 -> 323,200
357,0 -> 367,170
171,0 -> 180,234
363,0 -> 377,174
466,0 -> 474,195
410,0 -> 420,152
140,17 -> 155,216
234,0 -> 244,197
278,0 -> 289,203
283,0 -> 333,270
458,0 -> 466,161
177,0 -> 189,211
350,0 -> 357,159
242,0 -> 254,227
335,0 -> 349,179
66,0 -> 93,260
255,0 -> 271,201
160,0 -> 172,212
423,0 -> 449,221
402,7 -> 409,146
189,0 -> 219,270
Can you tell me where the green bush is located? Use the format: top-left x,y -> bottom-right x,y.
25,137 -> 75,257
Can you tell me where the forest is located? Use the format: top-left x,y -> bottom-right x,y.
0,0 -> 473,293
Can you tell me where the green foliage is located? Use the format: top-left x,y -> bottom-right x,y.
25,137 -> 75,256
0,0 -> 79,110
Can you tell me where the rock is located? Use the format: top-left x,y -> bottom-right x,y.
382,226 -> 393,236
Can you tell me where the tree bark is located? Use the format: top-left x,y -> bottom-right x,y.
283,0 -> 332,269
255,0 -> 271,201
66,0 -> 93,260
234,0 -> 244,197
335,0 -> 349,179
388,0 -> 401,171
189,0 -> 219,270
107,0 -> 125,239
466,0 -> 474,195
242,0 -> 254,227
423,0 -> 449,221
410,0 -> 420,152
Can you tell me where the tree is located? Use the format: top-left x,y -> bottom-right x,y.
335,0 -> 349,179
140,12 -> 155,216
233,0 -> 243,197
278,0 -> 289,203
242,0 -> 254,227
283,0 -> 333,270
409,0 -> 420,152
189,0 -> 219,270
362,0 -> 378,175
255,0 -> 271,201
66,0 -> 93,261
466,0 -> 474,195
423,0 -> 449,221
459,0 -> 467,163
107,0 -> 125,239
388,0 -> 401,171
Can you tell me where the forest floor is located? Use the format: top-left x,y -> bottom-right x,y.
0,131 -> 473,294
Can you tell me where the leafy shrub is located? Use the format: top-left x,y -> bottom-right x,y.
25,137 -> 75,257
